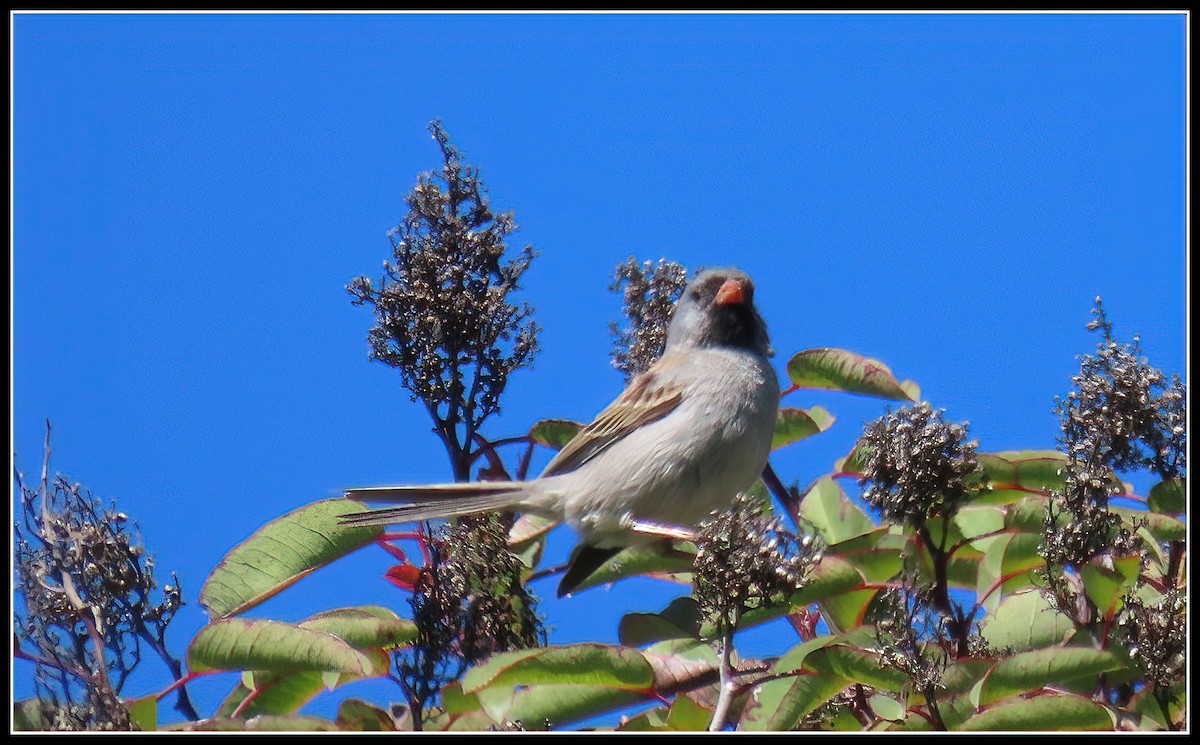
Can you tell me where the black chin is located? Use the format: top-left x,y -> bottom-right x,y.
712,304 -> 765,351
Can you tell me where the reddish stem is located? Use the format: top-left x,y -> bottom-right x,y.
380,532 -> 425,542
156,670 -> 210,701
970,566 -> 1044,618
946,528 -> 1019,558
231,681 -> 268,718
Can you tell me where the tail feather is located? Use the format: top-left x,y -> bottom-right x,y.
339,482 -> 530,528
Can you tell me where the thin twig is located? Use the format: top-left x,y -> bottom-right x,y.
13,645 -> 91,683
467,435 -> 534,466
516,440 -> 536,481
708,622 -> 737,731
40,420 -> 54,530
761,462 -> 801,529
469,433 -> 510,478
526,562 -> 568,583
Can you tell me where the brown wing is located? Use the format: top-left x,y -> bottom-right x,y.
540,359 -> 685,477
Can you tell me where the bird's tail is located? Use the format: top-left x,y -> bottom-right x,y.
338,481 -> 534,528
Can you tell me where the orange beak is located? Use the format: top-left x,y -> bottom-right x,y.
715,277 -> 746,306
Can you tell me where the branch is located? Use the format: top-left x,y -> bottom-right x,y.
14,644 -> 91,684
708,626 -> 738,731
525,562 -> 568,583
468,433 -> 513,480
761,462 -> 801,529
516,440 -> 536,481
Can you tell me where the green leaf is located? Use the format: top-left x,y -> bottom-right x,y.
775,626 -> 879,673
833,442 -> 870,476
641,639 -> 720,692
446,685 -> 642,731
508,513 -> 557,576
619,596 -> 701,646
830,528 -> 906,582
826,705 -> 867,730
297,606 -> 417,650
200,498 -> 383,620
951,505 -> 1006,548
440,681 -> 482,716
816,530 -> 906,631
869,693 -> 907,722
786,348 -> 919,401
509,513 -> 558,547
976,648 -> 1124,706
740,674 -> 850,731
665,693 -> 712,731
802,644 -> 910,693
213,606 -> 404,718
1003,495 -> 1049,532
13,699 -> 48,731
799,476 -> 875,545
719,555 -> 865,635
940,657 -> 1000,697
1080,555 -> 1141,621
461,644 -> 655,694
820,588 -> 879,633
1147,477 -> 1185,515
187,618 -> 389,676
980,589 -> 1075,652
773,406 -> 835,450
976,532 -> 1045,614
528,419 -> 584,450
335,698 -> 396,731
1112,507 -> 1185,542
997,530 -> 1045,575
959,692 -> 1114,731
440,640 -> 719,732
887,688 -> 982,731
970,488 -> 1040,507
642,637 -> 719,667
216,670 -> 330,718
792,555 -> 870,606
172,715 -> 340,731
944,550 -> 985,591
126,695 -> 158,732
560,541 -> 695,595
1129,682 -> 1185,730
977,451 -> 1068,491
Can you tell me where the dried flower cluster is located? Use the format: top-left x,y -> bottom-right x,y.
398,514 -> 544,723
609,257 -> 689,381
347,120 -> 539,479
1041,471 -> 1136,568
855,403 -> 980,529
692,493 -> 823,630
1116,587 -> 1186,691
871,584 -> 949,697
14,441 -> 187,730
1044,298 -> 1185,568
1059,298 -> 1186,480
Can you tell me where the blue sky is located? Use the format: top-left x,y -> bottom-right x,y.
12,11 -> 1187,728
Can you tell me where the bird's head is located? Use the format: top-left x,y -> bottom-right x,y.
665,267 -> 773,357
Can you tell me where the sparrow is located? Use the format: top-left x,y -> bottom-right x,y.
340,267 -> 780,597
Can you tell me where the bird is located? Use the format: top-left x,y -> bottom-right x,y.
340,267 -> 781,597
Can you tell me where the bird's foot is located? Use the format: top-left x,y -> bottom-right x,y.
619,514 -> 696,541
